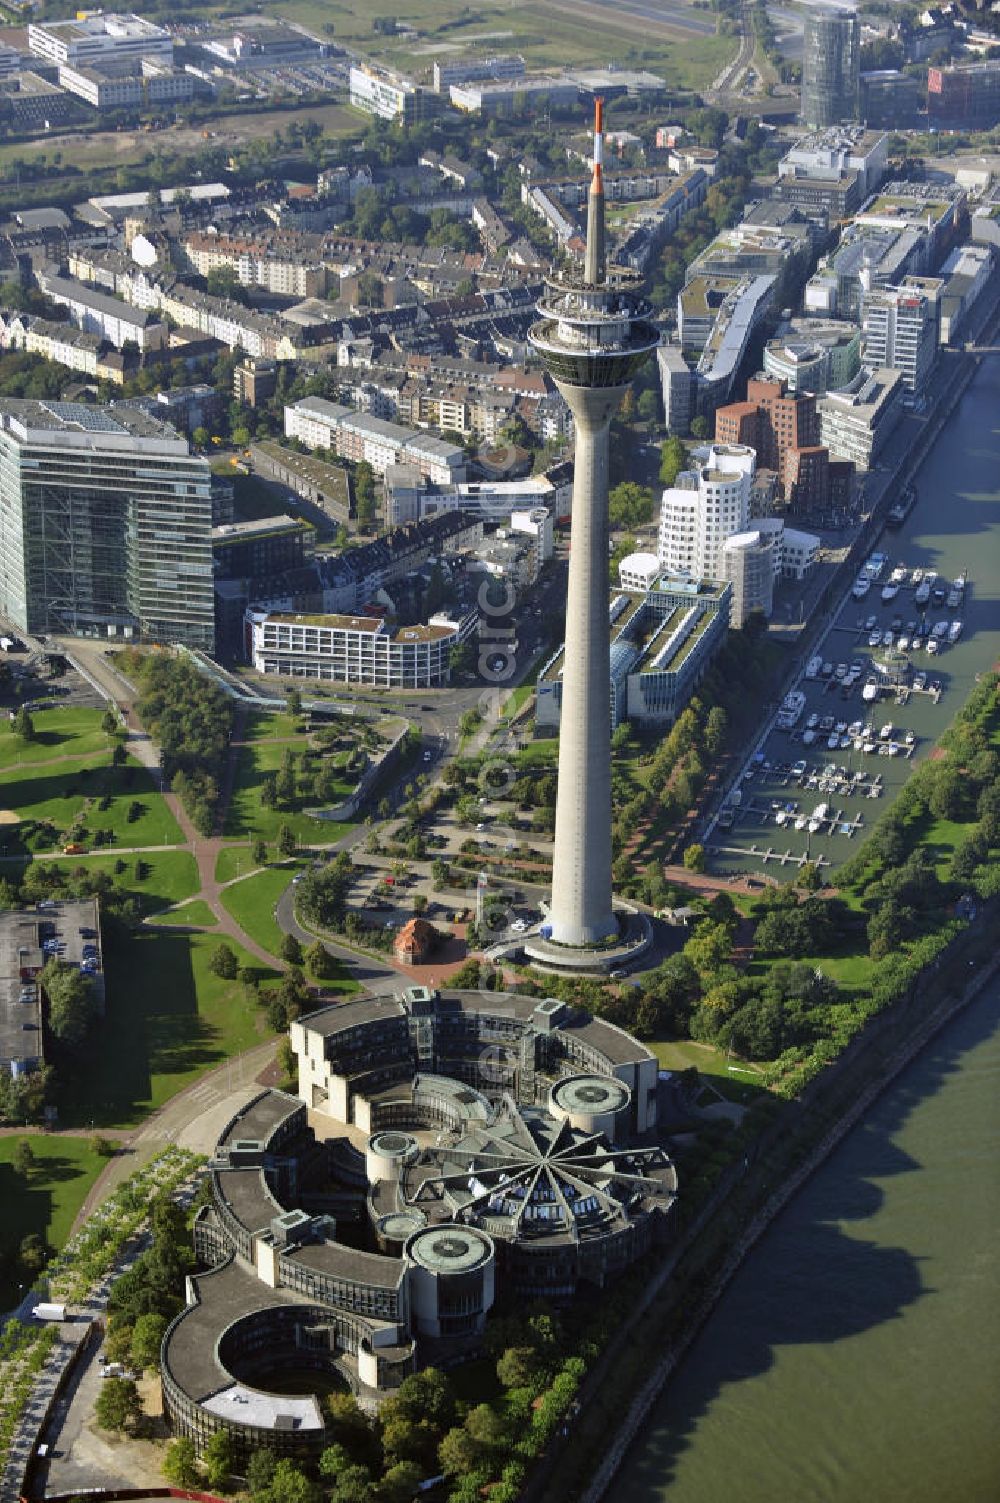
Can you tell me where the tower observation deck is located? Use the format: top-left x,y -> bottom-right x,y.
528,101 -> 659,951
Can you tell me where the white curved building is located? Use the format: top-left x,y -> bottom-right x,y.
657,442 -> 756,582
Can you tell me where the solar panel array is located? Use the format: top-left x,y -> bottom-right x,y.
40,402 -> 128,434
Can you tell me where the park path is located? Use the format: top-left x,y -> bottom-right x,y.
136,702 -> 291,970
68,1038 -> 281,1233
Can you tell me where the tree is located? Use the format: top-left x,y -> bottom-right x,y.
191,426 -> 209,451
277,824 -> 297,858
683,919 -> 732,978
379,1460 -> 423,1503
465,1403 -> 507,1449
497,1344 -> 541,1388
268,1458 -> 319,1503
659,434 -> 687,485
327,1465 -> 372,1503
683,842 -> 705,873
637,388 -> 659,423
12,705 -> 34,741
203,1428 -> 234,1491
608,481 -> 654,530
704,705 -> 728,758
281,932 -> 303,964
130,1311 -> 166,1372
304,940 -> 329,979
247,1449 -> 278,1497
252,838 -> 268,866
42,960 -> 99,1048
690,414 -> 710,439
12,1138 -> 34,1179
209,942 -> 238,979
206,264 -> 242,300
438,1425 -> 483,1475
392,1367 -> 456,1430
19,1232 -> 47,1277
95,1376 -> 143,1433
101,706 -> 119,737
449,640 -> 473,676
163,1436 -> 199,1487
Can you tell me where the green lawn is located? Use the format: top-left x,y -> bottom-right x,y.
650,1037 -> 766,1103
502,685 -> 535,717
224,737 -> 356,844
215,844 -> 258,883
277,0 -> 730,89
0,707 -> 113,769
1,754 -> 183,853
20,850 -> 201,912
0,1136 -> 107,1308
220,864 -> 301,956
148,899 -> 219,928
57,928 -> 279,1129
243,711 -> 305,742
516,740 -> 559,768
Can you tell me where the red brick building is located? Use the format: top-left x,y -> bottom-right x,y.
716,376 -> 852,516
394,917 -> 436,963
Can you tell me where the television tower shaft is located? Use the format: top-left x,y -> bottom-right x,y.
528,102 -> 658,948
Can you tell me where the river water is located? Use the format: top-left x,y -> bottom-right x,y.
618,357 -> 1000,1501
618,978 -> 1000,1502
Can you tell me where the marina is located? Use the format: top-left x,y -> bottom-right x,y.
706,358 -> 998,880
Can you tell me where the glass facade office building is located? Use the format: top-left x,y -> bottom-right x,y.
0,399 -> 213,649
801,9 -> 860,127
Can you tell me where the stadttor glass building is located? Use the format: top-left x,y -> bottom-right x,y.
0,399 -> 214,649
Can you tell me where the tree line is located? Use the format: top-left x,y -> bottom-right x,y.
130,652 -> 234,835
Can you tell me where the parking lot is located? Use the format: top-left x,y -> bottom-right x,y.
709,554 -> 973,880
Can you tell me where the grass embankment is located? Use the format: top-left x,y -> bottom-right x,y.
289,0 -> 731,88
215,845 -> 256,883
220,864 -> 303,957
0,707 -> 113,768
224,710 -> 357,844
2,851 -> 200,911
1,754 -> 182,853
147,900 -> 219,928
57,928 -> 278,1130
0,1137 -> 107,1308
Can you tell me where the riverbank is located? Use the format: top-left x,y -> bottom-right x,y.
572,912 -> 1000,1503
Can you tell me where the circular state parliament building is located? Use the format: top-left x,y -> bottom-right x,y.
161,986 -> 678,1463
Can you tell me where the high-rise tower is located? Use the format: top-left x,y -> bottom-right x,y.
529,102 -> 658,948
800,8 -> 860,127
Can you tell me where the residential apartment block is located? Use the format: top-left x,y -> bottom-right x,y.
184,231 -> 328,300
284,398 -> 467,485
244,607 -> 476,687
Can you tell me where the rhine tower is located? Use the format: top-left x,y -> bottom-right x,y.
528,101 -> 659,953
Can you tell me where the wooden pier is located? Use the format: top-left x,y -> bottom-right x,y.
707,844 -> 834,870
